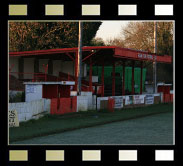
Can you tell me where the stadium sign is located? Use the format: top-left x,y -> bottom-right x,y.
138,53 -> 156,61
145,94 -> 154,104
111,96 -> 123,108
125,96 -> 133,105
9,110 -> 19,127
26,84 -> 36,93
133,95 -> 145,104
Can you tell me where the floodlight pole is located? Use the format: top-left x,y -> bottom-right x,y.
153,21 -> 157,93
77,21 -> 83,95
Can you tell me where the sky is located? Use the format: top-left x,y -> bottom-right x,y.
95,21 -> 129,42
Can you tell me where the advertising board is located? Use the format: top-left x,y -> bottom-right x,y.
125,96 -> 133,105
133,95 -> 145,104
111,96 -> 123,108
9,110 -> 19,127
145,94 -> 154,104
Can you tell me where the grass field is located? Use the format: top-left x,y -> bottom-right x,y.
12,112 -> 173,145
9,103 -> 173,144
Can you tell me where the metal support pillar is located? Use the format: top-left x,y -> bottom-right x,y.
112,61 -> 115,96
101,62 -> 105,97
89,58 -> 93,92
140,61 -> 143,94
153,21 -> 157,93
48,59 -> 53,75
77,21 -> 83,95
122,61 -> 125,96
75,52 -> 78,91
43,64 -> 48,81
18,58 -> 24,79
132,61 -> 135,95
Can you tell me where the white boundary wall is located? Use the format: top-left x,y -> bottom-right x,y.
9,99 -> 51,122
81,92 -> 93,110
77,96 -> 88,112
77,92 -> 96,111
9,93 -> 163,122
97,93 -> 162,109
97,97 -> 109,110
97,96 -> 124,110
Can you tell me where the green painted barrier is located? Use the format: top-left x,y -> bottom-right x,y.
87,66 -> 146,94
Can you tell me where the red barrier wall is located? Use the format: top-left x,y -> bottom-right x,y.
108,98 -> 115,112
50,98 -> 58,114
158,85 -> 171,94
51,96 -> 77,115
170,94 -> 173,102
163,94 -> 173,103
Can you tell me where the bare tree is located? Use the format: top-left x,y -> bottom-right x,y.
121,21 -> 173,83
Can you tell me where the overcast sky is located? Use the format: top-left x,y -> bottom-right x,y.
95,21 -> 129,41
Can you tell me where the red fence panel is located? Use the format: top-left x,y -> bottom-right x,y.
163,94 -> 173,103
50,97 -> 77,115
170,94 -> 173,103
108,98 -> 115,112
50,98 -> 58,114
71,96 -> 77,112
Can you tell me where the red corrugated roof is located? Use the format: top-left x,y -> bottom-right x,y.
9,46 -> 172,63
